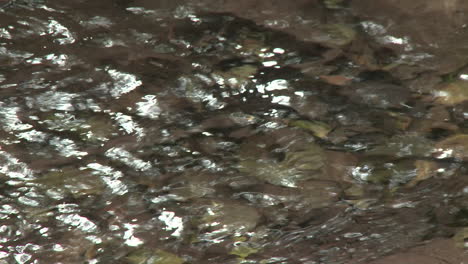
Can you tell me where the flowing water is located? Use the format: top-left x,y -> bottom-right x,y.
1,0 -> 468,263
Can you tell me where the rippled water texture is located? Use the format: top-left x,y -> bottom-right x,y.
1,0 -> 468,263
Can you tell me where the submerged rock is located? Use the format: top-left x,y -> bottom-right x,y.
126,249 -> 185,264
343,81 -> 411,109
289,119 -> 332,139
367,133 -> 434,158
238,140 -> 325,187
434,80 -> 468,106
33,166 -> 105,198
196,200 -> 261,239
434,134 -> 468,161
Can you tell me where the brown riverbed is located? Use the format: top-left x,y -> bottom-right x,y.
0,0 -> 468,263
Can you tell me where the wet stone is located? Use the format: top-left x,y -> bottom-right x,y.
195,199 -> 262,239
434,134 -> 468,161
343,81 -> 411,109
435,80 -> 468,106
238,140 -> 326,187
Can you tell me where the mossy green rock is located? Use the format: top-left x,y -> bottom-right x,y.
435,134 -> 468,161
435,80 -> 468,105
230,243 -> 259,259
198,201 -> 261,235
353,158 -> 417,187
126,249 -> 185,264
289,120 -> 332,139
453,227 -> 468,249
324,0 -> 347,9
367,133 -> 434,158
239,142 -> 325,187
41,112 -> 115,143
33,167 -> 104,197
321,23 -> 357,47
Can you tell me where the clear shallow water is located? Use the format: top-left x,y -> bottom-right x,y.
0,0 -> 467,263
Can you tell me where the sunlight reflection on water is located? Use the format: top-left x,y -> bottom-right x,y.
0,0 -> 465,263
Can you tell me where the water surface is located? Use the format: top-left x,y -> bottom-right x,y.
0,0 -> 468,263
